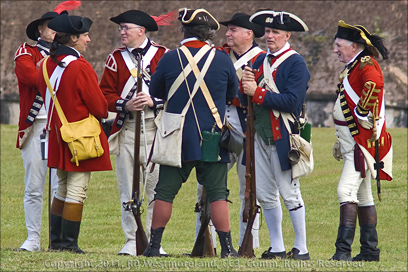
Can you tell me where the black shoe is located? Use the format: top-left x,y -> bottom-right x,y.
117,252 -> 131,256
330,252 -> 351,261
261,247 -> 286,259
352,253 -> 379,262
216,230 -> 239,258
63,247 -> 85,254
143,227 -> 164,257
287,248 -> 310,260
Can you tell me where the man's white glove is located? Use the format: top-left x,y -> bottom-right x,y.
356,110 -> 374,129
332,140 -> 343,161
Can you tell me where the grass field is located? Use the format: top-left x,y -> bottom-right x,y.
1,125 -> 407,271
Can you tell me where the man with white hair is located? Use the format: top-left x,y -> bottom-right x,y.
330,20 -> 392,262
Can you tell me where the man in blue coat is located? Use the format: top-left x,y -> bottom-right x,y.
241,10 -> 311,260
143,8 -> 238,258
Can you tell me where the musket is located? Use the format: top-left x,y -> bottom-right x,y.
123,52 -> 148,255
238,61 -> 259,258
48,168 -> 51,249
372,101 -> 383,202
191,188 -> 215,257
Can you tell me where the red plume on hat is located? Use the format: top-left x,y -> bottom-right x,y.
150,10 -> 177,26
25,1 -> 81,40
54,1 -> 81,14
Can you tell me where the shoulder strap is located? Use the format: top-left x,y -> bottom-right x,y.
231,47 -> 263,80
42,56 -> 77,125
342,74 -> 360,104
260,50 -> 298,119
42,57 -> 68,125
167,45 -> 211,101
262,49 -> 298,94
179,46 -> 222,129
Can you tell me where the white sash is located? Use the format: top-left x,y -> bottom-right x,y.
120,45 -> 158,98
45,55 -> 77,113
259,50 -> 298,118
343,75 -> 385,139
262,50 -> 298,93
231,47 -> 263,79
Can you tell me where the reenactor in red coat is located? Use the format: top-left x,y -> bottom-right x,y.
99,10 -> 169,256
331,20 -> 392,262
15,9 -> 61,252
37,14 -> 112,254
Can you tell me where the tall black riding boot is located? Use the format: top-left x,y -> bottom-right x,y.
216,230 -> 239,258
50,214 -> 63,250
331,202 -> 358,261
49,197 -> 65,250
352,206 -> 380,261
60,202 -> 84,254
143,227 -> 165,257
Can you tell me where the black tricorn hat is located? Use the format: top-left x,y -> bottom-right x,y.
110,10 -> 158,32
249,10 -> 308,32
178,8 -> 219,30
220,13 -> 265,38
26,11 -> 67,41
48,14 -> 93,34
334,20 -> 373,46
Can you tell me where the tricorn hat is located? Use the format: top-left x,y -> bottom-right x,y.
334,20 -> 373,46
249,10 -> 308,32
178,8 -> 219,30
220,13 -> 264,38
26,11 -> 66,41
110,10 -> 158,32
334,20 -> 389,60
48,14 -> 92,34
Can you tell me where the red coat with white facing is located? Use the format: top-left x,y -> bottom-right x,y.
14,43 -> 44,148
344,55 -> 392,181
37,54 -> 112,172
99,43 -> 167,135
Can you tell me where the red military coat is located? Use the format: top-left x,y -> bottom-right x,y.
343,55 -> 392,181
100,41 -> 167,136
37,53 -> 112,172
14,42 -> 44,148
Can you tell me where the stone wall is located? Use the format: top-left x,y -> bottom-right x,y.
1,0 -> 407,127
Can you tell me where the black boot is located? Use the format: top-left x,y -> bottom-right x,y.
49,197 -> 64,250
60,202 -> 84,254
143,227 -> 165,257
60,218 -> 84,254
352,206 -> 380,261
49,213 -> 63,250
331,202 -> 358,261
216,230 -> 239,258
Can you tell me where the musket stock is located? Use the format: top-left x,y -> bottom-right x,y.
191,188 -> 215,257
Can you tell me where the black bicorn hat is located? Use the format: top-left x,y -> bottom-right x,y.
48,14 -> 93,34
249,10 -> 308,32
110,10 -> 158,32
220,13 -> 265,38
26,11 -> 68,41
178,8 -> 219,30
334,20 -> 373,46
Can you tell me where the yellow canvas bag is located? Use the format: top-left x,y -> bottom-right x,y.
42,57 -> 104,166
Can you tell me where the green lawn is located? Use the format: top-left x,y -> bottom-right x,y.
1,125 -> 406,271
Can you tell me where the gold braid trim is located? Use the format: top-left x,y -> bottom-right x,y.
357,81 -> 381,116
339,91 -> 359,136
359,56 -> 374,70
